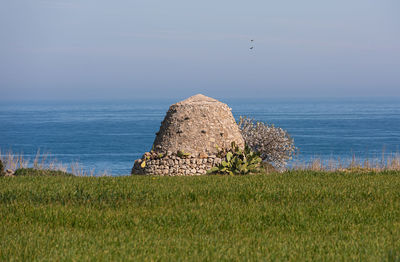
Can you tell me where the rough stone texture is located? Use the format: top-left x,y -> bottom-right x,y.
132,94 -> 244,175
153,94 -> 244,156
131,152 -> 223,176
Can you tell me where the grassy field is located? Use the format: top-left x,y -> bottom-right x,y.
1,171 -> 400,261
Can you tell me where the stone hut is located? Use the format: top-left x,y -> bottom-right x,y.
132,94 -> 245,175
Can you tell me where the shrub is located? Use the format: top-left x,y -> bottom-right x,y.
238,116 -> 297,169
208,142 -> 262,175
0,159 -> 4,176
14,168 -> 74,177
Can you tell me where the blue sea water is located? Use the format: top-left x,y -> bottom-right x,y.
0,97 -> 399,175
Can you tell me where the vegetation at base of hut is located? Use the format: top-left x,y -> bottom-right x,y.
177,150 -> 191,158
208,142 -> 262,175
1,171 -> 400,261
261,160 -> 277,173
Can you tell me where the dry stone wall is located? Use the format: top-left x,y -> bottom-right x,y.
132,151 -> 222,176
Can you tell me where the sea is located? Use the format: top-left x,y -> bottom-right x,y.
0,97 -> 399,175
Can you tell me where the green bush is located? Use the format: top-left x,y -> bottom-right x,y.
208,142 -> 262,175
0,159 -> 4,176
14,168 -> 74,177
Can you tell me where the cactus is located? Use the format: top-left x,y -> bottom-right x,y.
208,142 -> 262,175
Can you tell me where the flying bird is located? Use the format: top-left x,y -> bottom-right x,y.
250,39 -> 255,50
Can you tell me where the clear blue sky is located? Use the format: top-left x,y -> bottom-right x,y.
1,0 -> 399,100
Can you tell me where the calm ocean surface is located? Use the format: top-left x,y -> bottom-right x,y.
0,98 -> 399,175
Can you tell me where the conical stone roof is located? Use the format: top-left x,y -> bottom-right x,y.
152,94 -> 245,156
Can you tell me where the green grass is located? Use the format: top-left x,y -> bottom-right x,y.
1,170 -> 400,261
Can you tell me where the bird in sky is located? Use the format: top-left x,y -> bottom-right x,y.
250,39 -> 255,50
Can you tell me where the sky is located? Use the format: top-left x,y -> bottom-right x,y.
1,0 -> 399,100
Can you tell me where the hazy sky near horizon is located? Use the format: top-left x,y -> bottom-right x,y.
1,0 -> 399,100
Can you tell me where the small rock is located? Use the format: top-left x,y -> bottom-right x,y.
5,169 -> 14,177
199,152 -> 208,159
